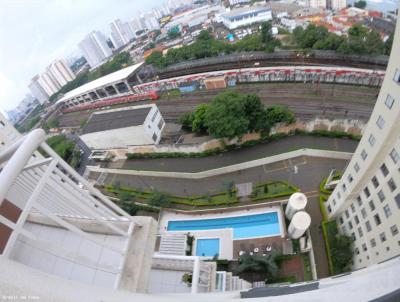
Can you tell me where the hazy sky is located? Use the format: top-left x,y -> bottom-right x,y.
0,0 -> 162,114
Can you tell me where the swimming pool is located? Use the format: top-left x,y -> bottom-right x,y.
167,212 -> 281,239
196,238 -> 220,257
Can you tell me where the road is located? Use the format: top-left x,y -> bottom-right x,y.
66,133 -> 93,175
58,83 -> 378,128
117,136 -> 357,172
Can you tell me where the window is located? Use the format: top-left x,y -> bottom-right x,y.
361,208 -> 367,219
361,149 -> 368,161
362,243 -> 367,251
152,133 -> 158,142
371,176 -> 379,188
391,225 -> 399,236
0,121 -> 4,128
395,193 -> 400,209
347,174 -> 353,183
337,191 -> 341,199
355,247 -> 360,255
345,209 -> 349,218
388,178 -> 397,192
339,217 -> 344,224
327,205 -> 332,213
369,200 -> 375,211
385,94 -> 395,109
383,204 -> 392,218
151,110 -> 158,122
354,163 -> 360,173
374,214 -> 381,226
364,186 -> 370,198
390,148 -> 400,164
342,184 -> 346,192
378,190 -> 385,202
380,163 -> 389,177
380,232 -> 387,242
376,115 -> 385,129
365,221 -> 372,232
351,204 -> 356,213
368,134 -> 376,146
370,238 -> 376,247
333,199 -> 336,205
351,232 -> 356,241
348,221 -> 353,230
354,215 -> 360,224
157,118 -> 164,130
357,196 -> 362,206
394,69 -> 400,84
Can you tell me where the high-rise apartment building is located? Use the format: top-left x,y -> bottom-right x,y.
326,15 -> 400,270
28,75 -> 50,104
110,19 -> 135,49
38,71 -> 60,96
78,31 -> 113,68
307,0 -> 327,9
130,17 -> 143,33
329,0 -> 347,10
46,60 -> 76,87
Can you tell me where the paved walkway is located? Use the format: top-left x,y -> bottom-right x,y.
118,136 -> 357,172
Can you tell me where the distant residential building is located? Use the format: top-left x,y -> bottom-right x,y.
307,0 -> 327,9
28,75 -> 49,104
46,60 -> 76,87
229,0 -> 250,6
329,0 -> 347,10
0,112 -> 21,151
80,104 -> 165,149
110,19 -> 135,49
144,13 -> 161,30
78,31 -> 113,68
130,17 -> 143,33
38,71 -> 59,96
221,7 -> 272,30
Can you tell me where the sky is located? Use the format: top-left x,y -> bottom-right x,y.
0,0 -> 162,114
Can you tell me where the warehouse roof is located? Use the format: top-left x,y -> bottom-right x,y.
57,62 -> 144,104
222,6 -> 271,20
81,105 -> 152,135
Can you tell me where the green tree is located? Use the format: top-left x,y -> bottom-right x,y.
384,33 -> 394,55
354,0 -> 366,8
179,112 -> 194,131
148,191 -> 171,207
365,30 -> 385,55
204,91 -> 249,139
168,26 -> 181,39
265,105 -> 295,125
191,104 -> 209,134
237,252 -> 279,280
331,234 -> 353,273
244,94 -> 270,134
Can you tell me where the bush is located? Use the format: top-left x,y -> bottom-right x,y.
148,191 -> 171,207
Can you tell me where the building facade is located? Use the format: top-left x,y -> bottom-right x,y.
78,31 -> 113,68
329,0 -> 347,10
307,0 -> 327,9
46,60 -> 76,87
80,104 -> 165,149
221,7 -> 272,30
0,112 -> 21,152
326,15 -> 400,270
110,19 -> 135,49
28,75 -> 50,104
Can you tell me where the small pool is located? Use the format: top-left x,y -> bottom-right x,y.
196,238 -> 220,257
167,212 -> 281,239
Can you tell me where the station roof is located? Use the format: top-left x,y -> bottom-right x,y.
57,62 -> 143,104
81,105 -> 152,135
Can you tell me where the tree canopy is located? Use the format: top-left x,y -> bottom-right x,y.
179,91 -> 294,139
331,234 -> 354,274
354,0 -> 367,8
237,252 -> 279,280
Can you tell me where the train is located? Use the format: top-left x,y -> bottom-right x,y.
61,65 -> 385,114
61,91 -> 159,114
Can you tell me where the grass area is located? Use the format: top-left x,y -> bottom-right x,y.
302,253 -> 313,281
105,180 -> 298,208
318,172 -> 343,275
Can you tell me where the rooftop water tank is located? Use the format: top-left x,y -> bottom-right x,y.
288,211 -> 311,239
285,192 -> 307,220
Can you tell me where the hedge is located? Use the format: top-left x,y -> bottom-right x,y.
322,220 -> 338,275
106,180 -> 297,208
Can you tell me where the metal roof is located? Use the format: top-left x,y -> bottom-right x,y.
57,62 -> 144,104
81,105 -> 151,135
222,6 -> 271,21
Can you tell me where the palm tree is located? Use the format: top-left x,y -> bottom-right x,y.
236,252 -> 279,280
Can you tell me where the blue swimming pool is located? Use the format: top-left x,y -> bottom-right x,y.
196,238 -> 220,257
167,212 -> 281,239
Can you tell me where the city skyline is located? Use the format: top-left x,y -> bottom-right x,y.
0,0 -> 163,114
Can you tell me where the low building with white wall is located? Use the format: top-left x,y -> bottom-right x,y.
221,7 -> 272,30
80,104 -> 165,150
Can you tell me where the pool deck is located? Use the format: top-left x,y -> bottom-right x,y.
233,236 -> 285,259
